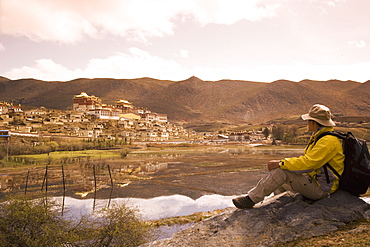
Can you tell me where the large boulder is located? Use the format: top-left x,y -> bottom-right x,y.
143,190 -> 370,247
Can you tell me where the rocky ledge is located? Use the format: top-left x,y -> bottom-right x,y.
143,190 -> 370,247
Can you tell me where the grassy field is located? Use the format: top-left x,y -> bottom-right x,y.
25,149 -> 120,160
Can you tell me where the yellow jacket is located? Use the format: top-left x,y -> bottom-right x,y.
280,127 -> 345,193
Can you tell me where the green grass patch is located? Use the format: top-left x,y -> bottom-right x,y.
35,149 -> 119,160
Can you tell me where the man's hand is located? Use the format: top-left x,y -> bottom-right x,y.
267,160 -> 281,171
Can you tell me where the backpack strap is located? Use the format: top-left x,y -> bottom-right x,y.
322,164 -> 330,184
315,131 -> 346,143
324,162 -> 342,180
315,131 -> 345,183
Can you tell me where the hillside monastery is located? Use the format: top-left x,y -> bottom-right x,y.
72,92 -> 168,123
0,93 -> 191,141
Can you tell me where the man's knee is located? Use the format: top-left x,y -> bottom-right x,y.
270,168 -> 287,180
263,168 -> 289,187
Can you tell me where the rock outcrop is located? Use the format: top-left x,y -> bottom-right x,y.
143,190 -> 370,247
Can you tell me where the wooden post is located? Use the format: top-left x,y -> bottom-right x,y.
24,169 -> 30,195
107,164 -> 113,208
93,163 -> 97,211
6,136 -> 9,162
41,164 -> 49,208
61,164 -> 66,216
41,165 -> 48,193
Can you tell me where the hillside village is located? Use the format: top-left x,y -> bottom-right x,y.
2,92 -> 369,144
0,92 -> 195,142
0,92 -> 274,143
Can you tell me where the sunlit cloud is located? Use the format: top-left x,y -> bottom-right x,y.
4,59 -> 84,81
310,0 -> 347,7
0,0 -> 281,43
0,0 -> 96,43
348,40 -> 366,48
177,49 -> 190,58
83,47 -> 191,79
192,62 -> 370,83
326,0 -> 347,6
4,48 -> 370,83
4,48 -> 191,81
180,0 -> 280,25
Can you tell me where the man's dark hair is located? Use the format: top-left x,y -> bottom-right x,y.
309,119 -> 323,127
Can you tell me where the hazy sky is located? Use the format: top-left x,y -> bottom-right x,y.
1,0 -> 369,82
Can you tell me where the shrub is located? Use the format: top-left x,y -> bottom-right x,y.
120,148 -> 130,158
0,197 -> 156,247
90,203 -> 156,247
0,196 -> 79,247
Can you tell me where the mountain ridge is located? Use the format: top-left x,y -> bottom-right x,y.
0,76 -> 369,124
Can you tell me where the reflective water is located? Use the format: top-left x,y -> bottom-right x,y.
57,194 -> 235,221
0,146 -> 305,200
51,194 -> 236,240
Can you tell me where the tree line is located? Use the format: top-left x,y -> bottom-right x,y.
0,137 -> 131,160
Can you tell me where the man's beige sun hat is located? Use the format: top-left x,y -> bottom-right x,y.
301,104 -> 336,127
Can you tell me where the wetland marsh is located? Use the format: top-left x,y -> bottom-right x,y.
0,143 -> 305,219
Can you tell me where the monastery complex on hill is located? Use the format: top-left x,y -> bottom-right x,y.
0,92 -> 190,141
72,92 -> 168,123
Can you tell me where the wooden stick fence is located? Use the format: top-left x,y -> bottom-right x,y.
21,162 -> 116,215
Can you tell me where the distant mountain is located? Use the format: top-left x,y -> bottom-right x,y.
0,76 -> 369,124
0,76 -> 11,82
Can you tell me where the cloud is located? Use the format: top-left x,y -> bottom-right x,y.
4,48 -> 370,83
84,47 -> 191,79
191,61 -> 370,83
0,0 -> 97,43
0,0 -> 281,43
177,49 -> 190,58
348,40 -> 366,48
4,59 -> 84,81
4,47 -> 191,81
179,0 -> 280,25
0,43 -> 4,51
325,0 -> 347,7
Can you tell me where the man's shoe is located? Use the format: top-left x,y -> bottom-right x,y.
232,196 -> 255,209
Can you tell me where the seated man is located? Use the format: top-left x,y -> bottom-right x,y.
233,104 -> 345,209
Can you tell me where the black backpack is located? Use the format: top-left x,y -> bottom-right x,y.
316,131 -> 370,196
